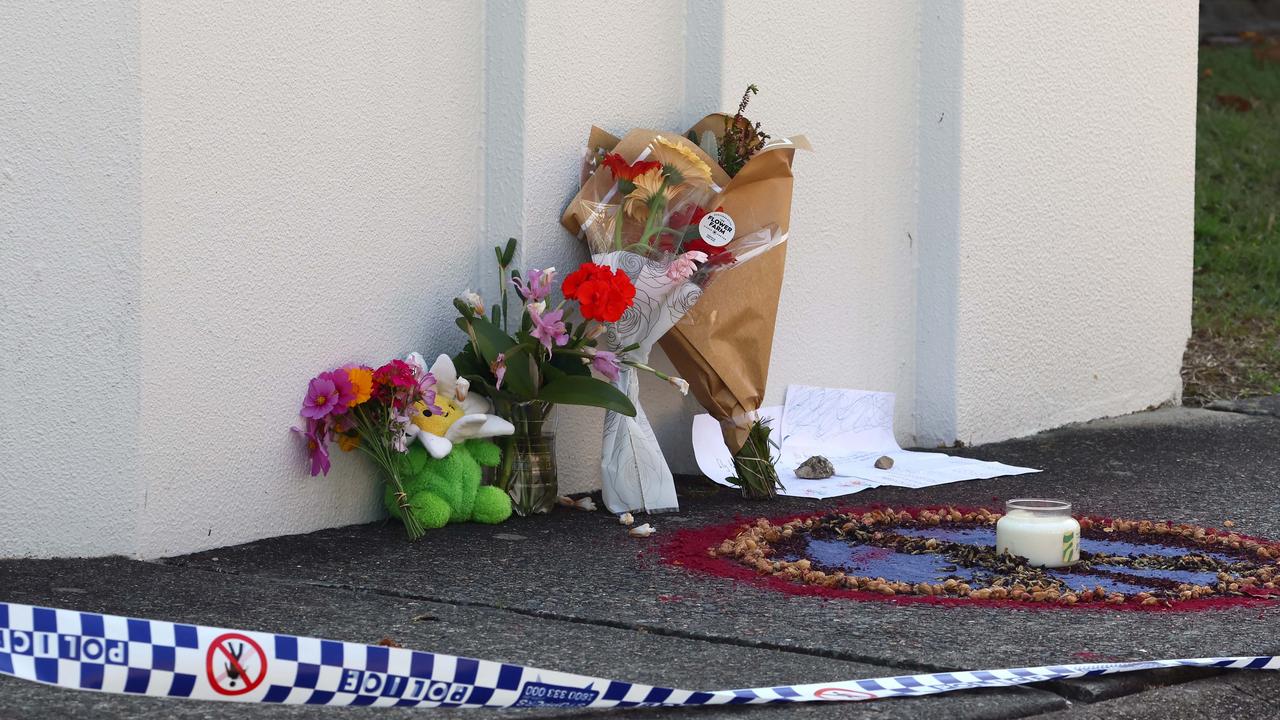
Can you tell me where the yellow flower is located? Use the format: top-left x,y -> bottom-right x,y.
346,367 -> 373,406
652,135 -> 712,187
623,167 -> 675,220
337,433 -> 360,452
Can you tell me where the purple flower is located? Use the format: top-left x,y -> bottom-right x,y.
511,267 -> 556,302
529,305 -> 569,354
491,353 -> 507,390
301,375 -> 340,419
292,419 -> 331,476
588,349 -> 621,382
318,370 -> 355,414
417,371 -> 443,415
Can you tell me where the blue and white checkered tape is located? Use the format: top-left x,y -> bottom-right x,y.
0,601 -> 1276,708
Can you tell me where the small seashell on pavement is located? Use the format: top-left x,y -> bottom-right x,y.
629,523 -> 656,538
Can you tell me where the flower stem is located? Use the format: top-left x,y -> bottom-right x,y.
728,419 -> 783,500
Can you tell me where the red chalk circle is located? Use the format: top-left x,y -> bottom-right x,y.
664,505 -> 1280,612
206,632 -> 268,695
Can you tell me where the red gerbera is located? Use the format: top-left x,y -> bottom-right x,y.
601,152 -> 663,182
562,262 -> 637,323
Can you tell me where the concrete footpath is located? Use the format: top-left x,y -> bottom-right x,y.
2,406 -> 1279,718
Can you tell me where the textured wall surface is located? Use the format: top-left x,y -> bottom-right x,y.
133,1 -> 485,557
0,1 -> 1198,558
0,3 -> 143,557
926,1 -> 1199,446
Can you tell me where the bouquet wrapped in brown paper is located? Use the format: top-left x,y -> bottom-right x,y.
562,87 -> 805,509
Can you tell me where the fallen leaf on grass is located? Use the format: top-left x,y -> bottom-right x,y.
1216,94 -> 1254,112
1254,45 -> 1280,65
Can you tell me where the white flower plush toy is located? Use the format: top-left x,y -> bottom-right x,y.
405,353 -> 514,459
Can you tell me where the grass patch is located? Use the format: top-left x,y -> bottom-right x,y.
1184,43 -> 1280,404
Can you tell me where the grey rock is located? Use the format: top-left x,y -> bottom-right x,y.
875,455 -> 895,470
794,455 -> 835,479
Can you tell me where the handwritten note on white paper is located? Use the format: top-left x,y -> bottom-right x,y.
690,386 -> 1040,500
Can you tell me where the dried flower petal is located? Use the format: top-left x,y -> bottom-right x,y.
629,523 -> 656,538
619,512 -> 635,526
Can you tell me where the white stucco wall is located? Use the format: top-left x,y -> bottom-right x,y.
0,1 -> 1198,558
0,2 -> 143,557
914,1 -> 1199,446
133,2 -> 486,557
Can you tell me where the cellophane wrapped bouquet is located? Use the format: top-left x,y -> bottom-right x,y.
561,87 -> 801,513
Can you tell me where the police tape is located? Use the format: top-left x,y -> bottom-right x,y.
0,601 -> 1275,708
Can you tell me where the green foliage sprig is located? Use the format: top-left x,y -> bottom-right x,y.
718,84 -> 771,178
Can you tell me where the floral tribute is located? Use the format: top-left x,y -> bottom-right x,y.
561,86 -> 801,515
450,239 -> 688,515
678,507 -> 1280,610
293,356 -> 444,539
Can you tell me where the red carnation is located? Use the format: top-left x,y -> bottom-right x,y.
601,152 -> 662,182
562,262 -> 637,323
374,359 -> 416,388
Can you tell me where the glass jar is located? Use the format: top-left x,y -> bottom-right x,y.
501,400 -> 557,517
995,498 -> 1080,568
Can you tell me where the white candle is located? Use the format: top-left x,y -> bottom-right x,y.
995,498 -> 1080,568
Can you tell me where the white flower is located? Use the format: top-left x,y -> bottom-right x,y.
557,496 -> 598,512
404,352 -> 428,374
629,523 -> 656,538
668,376 -> 690,396
412,354 -> 514,460
458,289 -> 485,315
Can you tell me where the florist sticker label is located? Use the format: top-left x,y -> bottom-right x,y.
698,211 -> 735,247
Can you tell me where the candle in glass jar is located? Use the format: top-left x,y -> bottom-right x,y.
995,498 -> 1080,568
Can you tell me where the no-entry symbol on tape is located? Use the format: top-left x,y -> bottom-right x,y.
206,633 -> 267,696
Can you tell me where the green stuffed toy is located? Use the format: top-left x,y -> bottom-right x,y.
383,353 -> 514,530
383,440 -> 512,529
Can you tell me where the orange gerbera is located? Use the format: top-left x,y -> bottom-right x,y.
623,167 -> 674,220
346,366 -> 374,406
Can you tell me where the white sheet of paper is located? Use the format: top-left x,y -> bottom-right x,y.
690,386 -> 1040,501
692,406 -> 882,500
